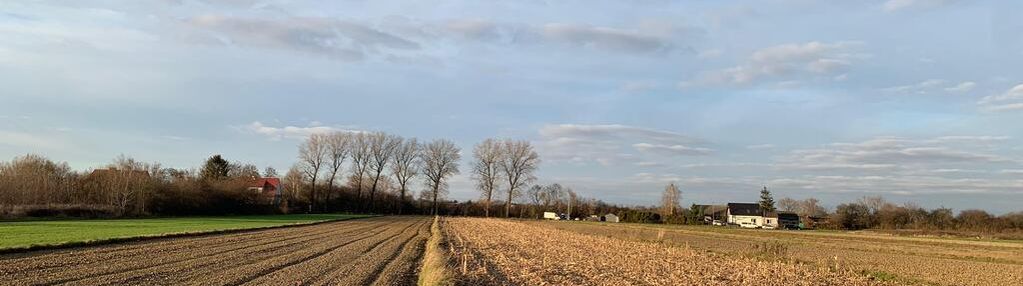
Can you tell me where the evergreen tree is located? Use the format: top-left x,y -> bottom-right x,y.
200,154 -> 230,181
759,186 -> 776,212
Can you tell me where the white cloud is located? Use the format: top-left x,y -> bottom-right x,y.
883,0 -> 959,12
540,23 -> 673,54
978,84 -> 1023,112
929,135 -> 1010,143
746,144 -> 776,150
537,124 -> 707,166
635,161 -> 664,167
882,79 -> 944,94
0,130 -> 65,150
439,19 -> 699,55
770,175 -> 1022,195
776,136 -> 1015,175
239,121 -> 359,140
632,143 -> 712,156
186,15 -> 420,61
684,41 -> 864,87
944,81 -> 976,92
539,124 -> 700,145
882,79 -> 975,94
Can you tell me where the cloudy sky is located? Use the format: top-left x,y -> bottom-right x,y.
2,0 -> 1022,213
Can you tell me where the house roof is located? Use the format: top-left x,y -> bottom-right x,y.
777,212 -> 800,219
727,203 -> 762,216
251,177 -> 281,189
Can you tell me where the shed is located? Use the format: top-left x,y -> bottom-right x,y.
602,214 -> 620,223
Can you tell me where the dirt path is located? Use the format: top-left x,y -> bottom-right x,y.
0,216 -> 431,286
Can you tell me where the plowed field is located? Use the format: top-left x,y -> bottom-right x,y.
0,216 -> 430,286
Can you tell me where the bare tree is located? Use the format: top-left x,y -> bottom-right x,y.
349,133 -> 371,199
799,197 -> 827,217
263,166 -> 278,178
541,183 -> 563,212
565,187 -> 577,219
324,132 -> 351,208
283,163 -> 306,209
661,183 -> 681,217
500,139 -> 540,218
778,197 -> 800,212
298,133 -> 328,212
105,155 -> 152,216
228,163 -> 260,179
367,132 -> 400,210
420,139 -> 461,215
471,138 -> 504,217
527,184 -> 544,218
390,137 -> 420,215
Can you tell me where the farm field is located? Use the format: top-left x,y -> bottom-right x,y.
529,220 -> 1023,286
442,217 -> 883,285
0,216 -> 430,285
0,214 -> 370,250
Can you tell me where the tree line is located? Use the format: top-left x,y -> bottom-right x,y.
3,136 -> 1020,237
0,153 -> 284,218
652,183 -> 1023,235
287,131 -> 461,215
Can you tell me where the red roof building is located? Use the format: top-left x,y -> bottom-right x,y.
249,177 -> 283,205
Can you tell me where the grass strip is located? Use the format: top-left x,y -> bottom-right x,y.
418,216 -> 453,286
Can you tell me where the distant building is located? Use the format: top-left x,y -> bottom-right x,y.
601,214 -> 620,223
726,203 -> 764,228
248,177 -> 282,206
763,211 -> 779,229
777,212 -> 801,229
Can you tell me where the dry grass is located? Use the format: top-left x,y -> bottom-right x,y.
443,217 -> 883,285
419,216 -> 453,286
533,221 -> 1023,286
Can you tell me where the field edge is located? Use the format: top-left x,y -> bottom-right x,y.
0,214 -> 377,255
418,216 -> 453,286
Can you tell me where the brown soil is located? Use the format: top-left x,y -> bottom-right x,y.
0,216 -> 431,286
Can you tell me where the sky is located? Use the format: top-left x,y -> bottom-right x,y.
2,0 -> 1022,213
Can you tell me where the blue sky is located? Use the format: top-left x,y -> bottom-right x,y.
2,0 -> 1022,213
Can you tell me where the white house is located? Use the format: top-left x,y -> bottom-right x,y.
602,214 -> 619,223
727,203 -> 764,228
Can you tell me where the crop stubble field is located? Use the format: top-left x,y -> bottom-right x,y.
527,220 -> 1023,286
0,216 -> 430,286
442,217 -> 884,286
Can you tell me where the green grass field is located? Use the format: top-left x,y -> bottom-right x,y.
0,214 -> 370,250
